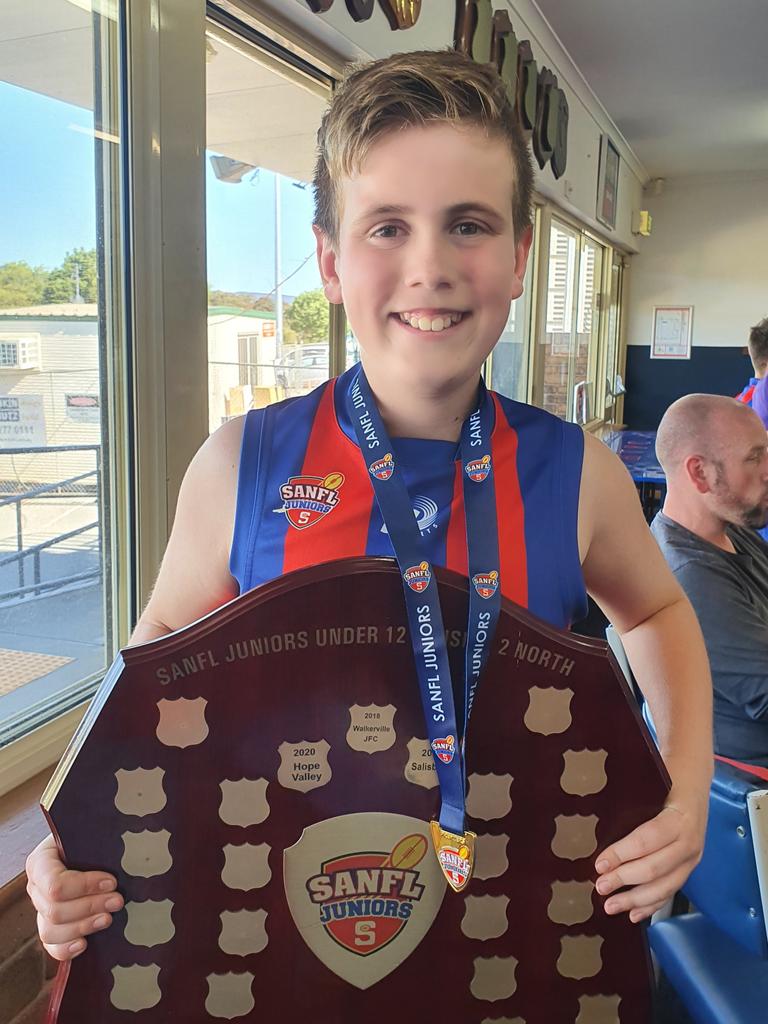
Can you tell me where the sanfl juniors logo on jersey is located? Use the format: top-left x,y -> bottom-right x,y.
403,561 -> 431,593
472,570 -> 499,599
306,833 -> 428,958
430,735 -> 456,764
465,453 -> 491,482
369,452 -> 394,481
277,472 -> 344,530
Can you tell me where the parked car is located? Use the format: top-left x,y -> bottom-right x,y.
274,345 -> 328,392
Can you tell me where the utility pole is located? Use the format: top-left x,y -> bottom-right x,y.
275,173 -> 283,361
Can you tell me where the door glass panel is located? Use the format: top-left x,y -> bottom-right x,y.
0,0 -> 124,736
573,237 -> 603,425
489,224 -> 536,402
603,255 -> 622,423
542,220 -> 579,419
205,24 -> 332,432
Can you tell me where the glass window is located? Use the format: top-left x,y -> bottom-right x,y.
602,254 -> 624,423
488,217 -> 536,402
540,218 -> 605,423
542,219 -> 579,420
205,22 -> 333,432
0,0 -> 125,740
574,236 -> 603,425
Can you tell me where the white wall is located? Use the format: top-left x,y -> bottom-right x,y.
627,174 -> 768,348
261,0 -> 647,250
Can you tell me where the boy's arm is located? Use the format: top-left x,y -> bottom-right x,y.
129,415 -> 244,644
578,433 -> 713,922
27,416 -> 245,959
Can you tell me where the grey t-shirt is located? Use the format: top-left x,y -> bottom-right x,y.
650,512 -> 768,766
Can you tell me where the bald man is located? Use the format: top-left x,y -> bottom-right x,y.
652,394 -> 768,766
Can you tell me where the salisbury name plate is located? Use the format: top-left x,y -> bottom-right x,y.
43,557 -> 668,1024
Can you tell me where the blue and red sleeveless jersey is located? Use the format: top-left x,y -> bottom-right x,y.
736,378 -> 759,406
230,367 -> 588,630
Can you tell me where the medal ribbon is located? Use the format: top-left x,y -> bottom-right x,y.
347,370 -> 502,837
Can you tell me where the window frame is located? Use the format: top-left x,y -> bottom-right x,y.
0,0 -> 136,795
529,200 -> 630,431
0,0 -> 349,797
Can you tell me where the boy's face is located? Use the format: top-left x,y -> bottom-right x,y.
315,122 -> 532,396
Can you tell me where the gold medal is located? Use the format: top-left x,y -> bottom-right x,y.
429,820 -> 476,893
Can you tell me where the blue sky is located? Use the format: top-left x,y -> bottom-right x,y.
0,82 -> 322,297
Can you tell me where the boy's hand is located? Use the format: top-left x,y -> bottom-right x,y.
594,788 -> 707,923
26,834 -> 123,961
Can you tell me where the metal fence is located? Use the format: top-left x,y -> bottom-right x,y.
0,445 -> 102,602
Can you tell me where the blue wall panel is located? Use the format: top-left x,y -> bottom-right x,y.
624,346 -> 753,430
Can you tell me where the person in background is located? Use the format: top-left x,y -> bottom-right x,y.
652,394 -> 768,766
752,374 -> 768,430
751,375 -> 768,542
735,317 -> 768,406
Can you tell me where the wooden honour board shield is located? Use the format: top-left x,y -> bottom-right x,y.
43,557 -> 669,1024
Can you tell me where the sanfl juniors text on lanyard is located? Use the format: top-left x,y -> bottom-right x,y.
347,369 -> 502,892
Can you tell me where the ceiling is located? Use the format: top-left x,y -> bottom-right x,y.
535,0 -> 768,179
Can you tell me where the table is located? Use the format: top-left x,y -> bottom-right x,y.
600,429 -> 666,522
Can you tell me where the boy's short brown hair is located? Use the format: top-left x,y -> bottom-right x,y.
748,318 -> 768,373
313,49 -> 534,245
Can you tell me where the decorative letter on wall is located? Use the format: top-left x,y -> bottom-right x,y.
516,39 -> 538,133
491,10 -> 518,104
454,0 -> 494,61
379,0 -> 422,29
346,0 -> 375,20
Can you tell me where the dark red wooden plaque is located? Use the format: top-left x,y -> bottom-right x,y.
43,558 -> 668,1024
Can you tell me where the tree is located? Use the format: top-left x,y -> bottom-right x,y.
207,290 -> 275,313
285,289 -> 329,345
0,261 -> 49,308
208,289 -> 252,309
42,248 -> 98,304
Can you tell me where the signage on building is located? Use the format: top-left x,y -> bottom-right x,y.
0,394 -> 47,448
304,0 -> 568,178
65,394 -> 101,424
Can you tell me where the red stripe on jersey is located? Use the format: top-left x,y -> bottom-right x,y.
445,460 -> 468,578
491,393 -> 528,607
282,382 -> 372,574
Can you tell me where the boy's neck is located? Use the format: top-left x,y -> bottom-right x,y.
359,362 -> 481,442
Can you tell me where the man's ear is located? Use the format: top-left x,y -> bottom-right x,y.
313,224 -> 343,305
684,454 -> 713,493
509,224 -> 534,301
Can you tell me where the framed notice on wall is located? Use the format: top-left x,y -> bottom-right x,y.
596,134 -> 620,230
651,306 -> 693,359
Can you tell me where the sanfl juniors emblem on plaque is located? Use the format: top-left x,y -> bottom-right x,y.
472,570 -> 499,599
465,453 -> 491,482
403,561 -> 431,593
284,814 -> 446,990
369,452 -> 394,481
430,734 -> 456,764
276,472 -> 344,530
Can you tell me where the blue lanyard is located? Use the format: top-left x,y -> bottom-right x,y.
347,370 -> 502,886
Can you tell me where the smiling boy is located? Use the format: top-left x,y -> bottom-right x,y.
28,49 -> 712,961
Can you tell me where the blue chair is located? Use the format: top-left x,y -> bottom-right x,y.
649,761 -> 768,1023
